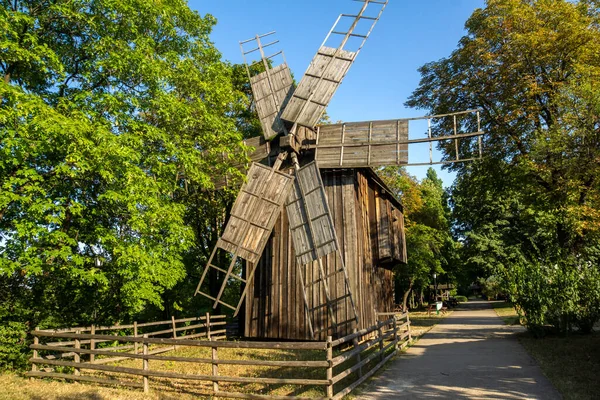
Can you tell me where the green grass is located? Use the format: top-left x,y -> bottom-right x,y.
492,301 -> 600,399
519,332 -> 600,400
492,301 -> 521,325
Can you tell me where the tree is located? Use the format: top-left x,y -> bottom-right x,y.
407,0 -> 600,334
0,0 -> 248,335
379,167 -> 457,311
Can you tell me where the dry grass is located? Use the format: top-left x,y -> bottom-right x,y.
104,345 -> 326,398
0,372 -> 159,400
4,341 -> 395,399
408,310 -> 452,339
2,316 -> 432,400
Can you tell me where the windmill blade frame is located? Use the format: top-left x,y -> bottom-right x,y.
195,160 -> 294,312
314,109 -> 485,168
240,32 -> 295,141
285,161 -> 360,336
281,0 -> 389,129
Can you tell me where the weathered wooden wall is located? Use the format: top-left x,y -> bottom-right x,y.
245,169 -> 403,340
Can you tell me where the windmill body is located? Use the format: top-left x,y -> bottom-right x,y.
195,0 -> 485,340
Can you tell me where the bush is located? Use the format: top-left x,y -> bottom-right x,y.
454,295 -> 468,303
504,257 -> 600,336
0,322 -> 29,371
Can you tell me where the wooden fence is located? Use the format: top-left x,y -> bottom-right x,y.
27,312 -> 411,399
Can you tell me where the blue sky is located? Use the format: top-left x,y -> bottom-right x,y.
189,0 -> 486,188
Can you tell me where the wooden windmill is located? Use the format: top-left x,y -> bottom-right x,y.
195,0 -> 484,339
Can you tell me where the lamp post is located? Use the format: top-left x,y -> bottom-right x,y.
433,273 -> 439,314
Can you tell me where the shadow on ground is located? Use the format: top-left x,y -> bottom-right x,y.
359,301 -> 561,399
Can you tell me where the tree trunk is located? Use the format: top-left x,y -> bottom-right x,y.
401,279 -> 414,312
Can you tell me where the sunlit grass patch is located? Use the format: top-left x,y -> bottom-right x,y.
492,301 -> 521,325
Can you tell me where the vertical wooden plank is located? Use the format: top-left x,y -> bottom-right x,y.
271,222 -> 279,339
74,330 -> 81,376
206,312 -> 211,340
279,214 -> 285,339
89,325 -> 95,362
326,336 -> 333,399
245,262 -> 252,338
368,122 -> 373,166
378,323 -> 384,361
133,322 -> 138,355
143,334 -> 149,393
331,171 -> 339,336
211,339 -> 219,394
345,171 -> 359,334
171,316 -> 177,340
340,124 -> 346,167
352,328 -> 363,378
396,120 -> 401,165
334,171 -> 343,336
393,315 -> 399,352
257,249 -> 264,338
30,327 -> 39,381
284,213 -> 292,339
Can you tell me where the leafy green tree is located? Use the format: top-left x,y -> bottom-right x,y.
0,0 -> 248,336
407,0 -> 600,334
380,167 -> 457,310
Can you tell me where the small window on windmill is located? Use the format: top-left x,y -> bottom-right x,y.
392,206 -> 408,264
375,195 -> 406,270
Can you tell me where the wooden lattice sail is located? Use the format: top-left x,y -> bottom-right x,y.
195,162 -> 294,312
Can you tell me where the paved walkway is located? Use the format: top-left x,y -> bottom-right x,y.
361,301 -> 561,399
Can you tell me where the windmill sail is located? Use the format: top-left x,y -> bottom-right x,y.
285,162 -> 360,337
286,162 -> 338,266
241,32 -> 295,140
281,0 -> 389,128
195,162 -> 294,312
315,119 -> 409,168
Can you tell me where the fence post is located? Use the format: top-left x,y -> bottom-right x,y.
352,328 -> 362,379
407,313 -> 412,341
30,327 -> 39,381
134,321 -> 138,354
326,336 -> 333,399
171,316 -> 177,350
377,322 -> 384,362
90,325 -> 95,362
143,334 -> 149,393
211,338 -> 219,395
392,315 -> 398,352
206,312 -> 211,340
74,330 -> 81,376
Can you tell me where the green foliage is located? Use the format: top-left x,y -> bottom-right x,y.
0,0 -> 250,366
408,0 -> 600,334
379,167 -> 458,309
0,321 -> 27,371
454,295 -> 468,303
478,276 -> 502,300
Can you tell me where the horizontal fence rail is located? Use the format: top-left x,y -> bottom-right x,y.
28,311 -> 412,399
